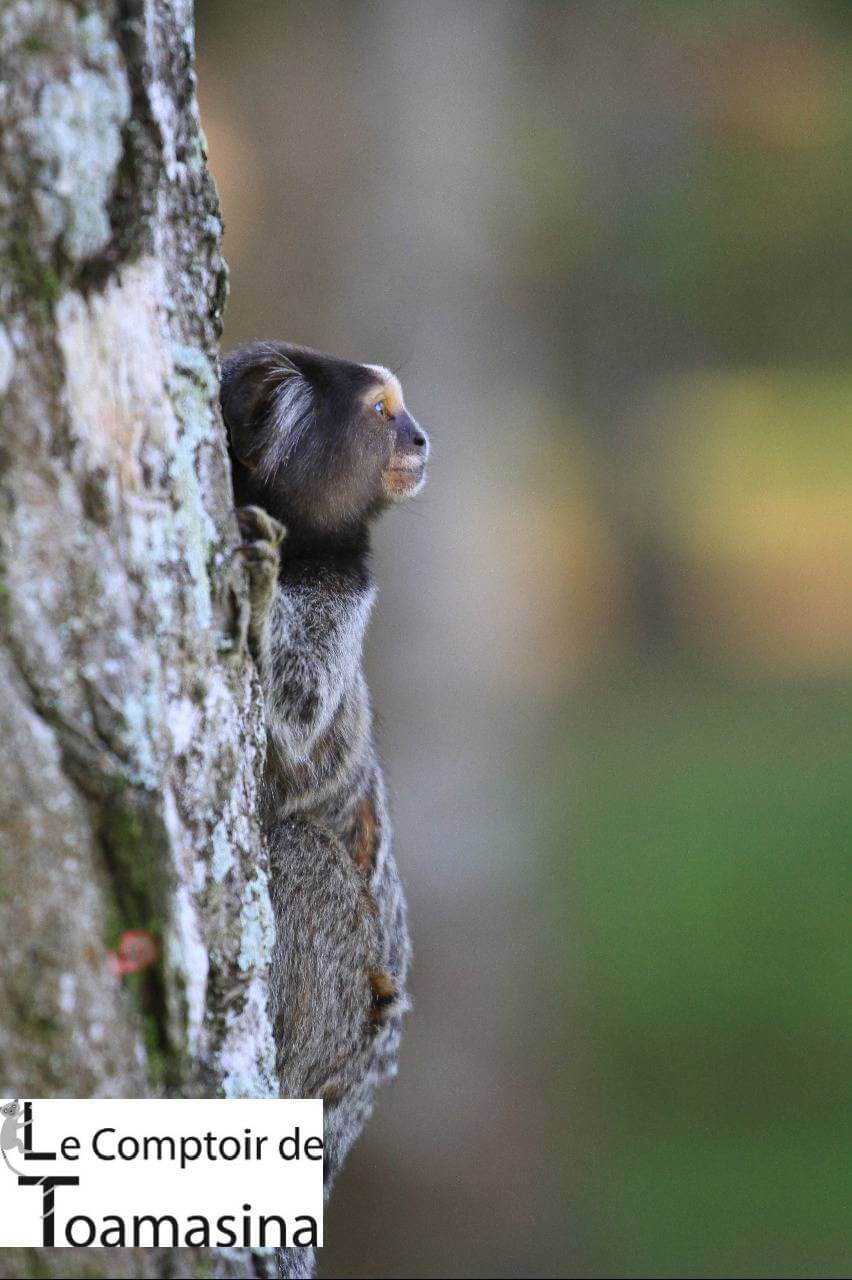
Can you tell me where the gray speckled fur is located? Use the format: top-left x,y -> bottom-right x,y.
248,519 -> 410,1280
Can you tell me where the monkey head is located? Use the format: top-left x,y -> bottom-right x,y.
221,342 -> 429,535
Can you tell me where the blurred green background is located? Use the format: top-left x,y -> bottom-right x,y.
196,3 -> 852,1276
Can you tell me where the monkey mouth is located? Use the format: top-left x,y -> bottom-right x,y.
382,461 -> 426,499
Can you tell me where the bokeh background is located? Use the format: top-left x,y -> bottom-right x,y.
196,3 -> 852,1276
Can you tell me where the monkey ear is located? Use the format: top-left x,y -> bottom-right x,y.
220,344 -> 314,480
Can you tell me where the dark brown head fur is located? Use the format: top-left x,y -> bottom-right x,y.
221,342 -> 429,541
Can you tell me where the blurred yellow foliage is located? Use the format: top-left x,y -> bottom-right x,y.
651,369 -> 852,670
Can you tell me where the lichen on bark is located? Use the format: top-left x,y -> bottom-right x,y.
0,2 -> 278,1275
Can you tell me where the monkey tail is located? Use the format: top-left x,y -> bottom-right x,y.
1,1147 -> 26,1179
2,1146 -> 47,1192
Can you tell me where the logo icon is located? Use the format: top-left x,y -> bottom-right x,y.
1,1100 -> 80,1246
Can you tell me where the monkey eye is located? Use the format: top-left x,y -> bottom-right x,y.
373,399 -> 388,419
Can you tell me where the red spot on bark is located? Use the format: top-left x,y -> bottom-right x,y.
108,930 -> 158,977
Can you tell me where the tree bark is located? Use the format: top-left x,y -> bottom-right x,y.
0,2 -> 278,1274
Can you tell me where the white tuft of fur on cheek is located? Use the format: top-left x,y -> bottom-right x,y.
254,356 -> 315,482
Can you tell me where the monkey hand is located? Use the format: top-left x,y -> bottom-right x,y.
236,505 -> 286,648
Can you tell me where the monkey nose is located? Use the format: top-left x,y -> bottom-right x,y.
399,415 -> 429,459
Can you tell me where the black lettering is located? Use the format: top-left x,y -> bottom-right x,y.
259,1214 -> 287,1246
133,1214 -> 178,1247
216,1214 -> 237,1246
185,1215 -> 211,1246
179,1135 -> 200,1166
19,1176 -> 79,1247
292,1215 -> 318,1248
278,1128 -> 300,1160
65,1215 -> 96,1247
100,1215 -> 125,1247
92,1127 -> 115,1159
143,1134 -> 176,1162
23,1103 -> 56,1161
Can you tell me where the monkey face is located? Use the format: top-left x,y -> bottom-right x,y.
222,342 -> 429,535
363,364 -> 430,505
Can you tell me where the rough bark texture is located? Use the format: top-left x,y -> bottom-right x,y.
0,2 -> 279,1274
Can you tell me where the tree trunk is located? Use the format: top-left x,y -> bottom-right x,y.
0,2 -> 278,1274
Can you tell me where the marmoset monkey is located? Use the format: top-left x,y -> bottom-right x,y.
221,342 -> 429,1279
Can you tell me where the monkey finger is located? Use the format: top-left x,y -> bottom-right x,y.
236,542 -> 278,563
236,505 -> 287,546
241,540 -> 282,565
